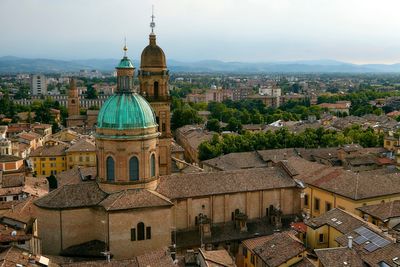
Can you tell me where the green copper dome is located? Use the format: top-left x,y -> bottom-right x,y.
97,93 -> 157,130
117,56 -> 134,69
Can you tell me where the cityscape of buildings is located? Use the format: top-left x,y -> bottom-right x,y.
3,4 -> 400,267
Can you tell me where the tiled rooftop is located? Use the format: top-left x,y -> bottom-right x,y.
156,167 -> 296,199
253,232 -> 306,267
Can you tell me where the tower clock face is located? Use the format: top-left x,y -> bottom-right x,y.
150,22 -> 155,29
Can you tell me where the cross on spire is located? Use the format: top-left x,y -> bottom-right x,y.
150,5 -> 155,34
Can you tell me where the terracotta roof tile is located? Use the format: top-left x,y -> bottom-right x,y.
0,155 -> 22,163
99,189 -> 172,211
202,151 -> 267,171
30,143 -> 68,157
65,139 -> 95,153
60,247 -> 175,267
242,235 -> 274,251
357,200 -> 400,221
362,243 -> 400,267
156,167 -> 297,199
136,248 -> 175,267
199,249 -> 235,267
253,232 -> 306,267
2,196 -> 36,224
286,157 -> 400,200
315,247 -> 363,267
305,208 -> 366,234
34,182 -> 107,209
291,258 -> 315,267
56,166 -> 97,187
0,246 -> 38,266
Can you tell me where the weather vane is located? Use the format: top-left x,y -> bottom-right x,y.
150,5 -> 155,34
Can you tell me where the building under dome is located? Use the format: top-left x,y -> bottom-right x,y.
96,46 -> 161,191
34,14 -> 302,261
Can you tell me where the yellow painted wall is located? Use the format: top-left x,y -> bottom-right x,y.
303,185 -> 400,218
66,151 -> 96,169
384,138 -> 398,151
307,224 -> 350,250
32,155 -> 66,176
242,246 -> 255,267
307,225 -> 329,250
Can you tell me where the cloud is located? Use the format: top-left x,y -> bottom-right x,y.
1,0 -> 400,63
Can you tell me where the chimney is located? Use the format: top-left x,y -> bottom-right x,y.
348,236 -> 353,249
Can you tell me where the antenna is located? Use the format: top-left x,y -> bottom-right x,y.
150,5 -> 156,34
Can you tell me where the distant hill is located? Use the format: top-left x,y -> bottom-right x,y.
1,56 -> 400,74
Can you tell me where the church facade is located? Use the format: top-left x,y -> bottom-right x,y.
34,21 -> 302,260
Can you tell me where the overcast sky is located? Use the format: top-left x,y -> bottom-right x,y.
1,0 -> 400,64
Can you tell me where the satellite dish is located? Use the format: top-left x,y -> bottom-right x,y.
11,230 -> 17,236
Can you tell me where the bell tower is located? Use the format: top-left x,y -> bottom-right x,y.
67,78 -> 80,117
138,9 -> 171,175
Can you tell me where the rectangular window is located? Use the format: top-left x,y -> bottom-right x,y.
49,157 -> 56,161
304,194 -> 309,207
42,171 -> 45,175
79,156 -> 83,162
319,233 -> 324,243
314,198 -> 320,211
86,156 -> 90,162
251,254 -> 255,264
325,202 -> 332,212
69,157 -> 72,162
131,228 -> 136,241
146,226 -> 151,239
242,247 -> 247,258
13,196 -> 18,201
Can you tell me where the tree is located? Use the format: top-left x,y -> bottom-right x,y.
86,84 -> 98,99
46,174 -> 58,190
206,119 -> 221,132
227,117 -> 242,132
171,105 -> 203,130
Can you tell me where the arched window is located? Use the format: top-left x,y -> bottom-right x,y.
129,156 -> 139,181
137,222 -> 145,241
106,156 -> 115,182
154,81 -> 159,99
150,154 -> 156,177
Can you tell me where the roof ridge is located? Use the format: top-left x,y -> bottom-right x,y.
106,190 -> 127,211
339,208 -> 390,236
146,189 -> 173,204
